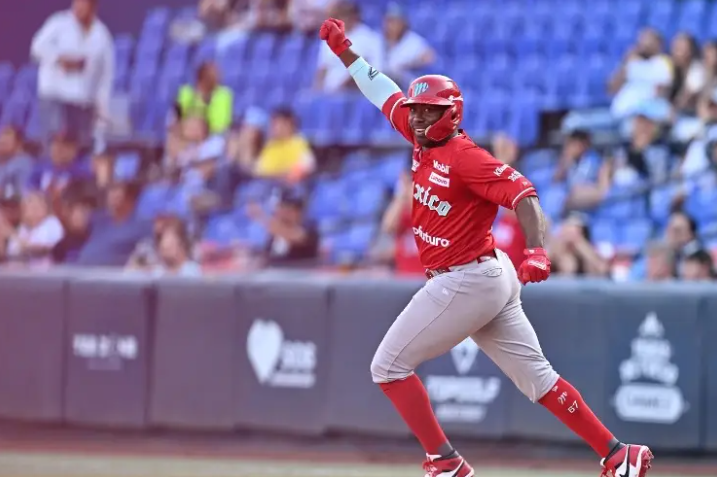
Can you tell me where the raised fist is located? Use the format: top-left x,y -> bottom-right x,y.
319,18 -> 352,56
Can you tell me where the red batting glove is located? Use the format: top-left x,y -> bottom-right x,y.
517,248 -> 551,285
319,18 -> 352,56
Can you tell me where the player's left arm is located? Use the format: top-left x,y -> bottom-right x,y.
456,147 -> 551,284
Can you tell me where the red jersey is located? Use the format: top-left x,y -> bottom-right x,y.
381,92 -> 537,270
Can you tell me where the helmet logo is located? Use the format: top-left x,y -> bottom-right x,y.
412,82 -> 429,96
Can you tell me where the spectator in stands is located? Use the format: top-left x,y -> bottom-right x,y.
165,117 -> 226,173
371,169 -> 423,275
251,108 -> 315,182
290,0 -> 330,34
174,62 -> 233,135
644,241 -> 677,281
702,41 -> 717,92
665,210 -> 702,261
248,0 -> 292,32
0,192 -> 64,266
548,212 -> 609,277
680,88 -> 717,184
128,222 -> 200,276
680,248 -> 716,281
248,192 -> 319,267
229,107 -> 267,176
554,130 -> 602,185
75,180 -> 151,266
28,131 -> 92,215
609,28 -> 673,120
554,130 -> 607,210
315,0 -> 383,92
0,126 -> 34,199
52,195 -> 94,264
609,107 -> 672,187
31,0 -> 114,149
126,215 -> 185,268
382,3 -> 434,89
671,33 -> 707,113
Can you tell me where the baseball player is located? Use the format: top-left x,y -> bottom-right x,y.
319,18 -> 654,477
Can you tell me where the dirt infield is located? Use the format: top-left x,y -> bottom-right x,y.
0,452 -> 715,477
0,424 -> 716,477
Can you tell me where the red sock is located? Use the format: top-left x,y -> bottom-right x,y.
380,374 -> 449,455
539,377 -> 615,457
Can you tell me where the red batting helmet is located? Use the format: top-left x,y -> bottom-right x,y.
402,75 -> 463,142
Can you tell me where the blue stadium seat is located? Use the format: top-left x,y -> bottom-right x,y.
649,184 -> 678,226
234,179 -> 278,206
684,180 -> 717,225
0,91 -> 31,128
307,178 -> 347,220
203,214 -> 244,245
331,222 -> 378,261
24,100 -> 41,142
675,0 -> 707,38
376,153 -> 408,189
137,182 -> 174,219
342,151 -> 373,173
192,37 -> 217,69
353,183 -> 387,219
244,221 -> 270,248
591,219 -> 618,245
618,220 -> 654,252
12,65 -> 37,95
539,184 -> 567,221
140,7 -> 170,41
0,62 -> 14,100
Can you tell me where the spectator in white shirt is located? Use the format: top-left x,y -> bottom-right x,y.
30,0 -> 114,150
315,0 -> 384,93
1,191 -> 64,266
382,3 -> 434,89
671,32 -> 706,113
680,88 -> 717,188
609,28 -> 673,119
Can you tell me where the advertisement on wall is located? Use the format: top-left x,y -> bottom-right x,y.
603,292 -> 703,449
247,318 -> 317,389
419,337 -> 508,438
613,312 -> 688,425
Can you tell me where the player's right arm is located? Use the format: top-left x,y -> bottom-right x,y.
319,18 -> 414,143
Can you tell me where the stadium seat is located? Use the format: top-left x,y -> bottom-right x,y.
352,183 -> 387,219
203,214 -> 244,245
618,220 -> 654,252
591,219 -> 618,245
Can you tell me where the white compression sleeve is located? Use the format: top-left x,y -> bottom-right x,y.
348,57 -> 402,110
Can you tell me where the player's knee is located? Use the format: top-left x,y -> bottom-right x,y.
370,349 -> 412,383
370,353 -> 390,383
512,360 -> 560,403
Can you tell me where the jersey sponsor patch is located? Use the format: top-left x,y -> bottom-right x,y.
428,171 -> 450,188
413,226 -> 451,248
414,184 -> 452,216
433,160 -> 450,174
493,164 -> 509,177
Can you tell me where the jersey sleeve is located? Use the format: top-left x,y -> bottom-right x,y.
381,92 -> 415,144
456,147 -> 537,210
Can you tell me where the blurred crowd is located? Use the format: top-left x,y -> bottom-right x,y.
0,0 -> 714,281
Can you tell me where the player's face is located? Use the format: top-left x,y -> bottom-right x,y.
408,104 -> 448,146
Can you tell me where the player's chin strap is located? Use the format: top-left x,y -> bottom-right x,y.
348,57 -> 402,110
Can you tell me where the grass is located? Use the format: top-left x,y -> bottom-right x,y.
0,452 -> 709,477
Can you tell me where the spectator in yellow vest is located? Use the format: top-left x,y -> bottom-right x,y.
175,61 -> 233,134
